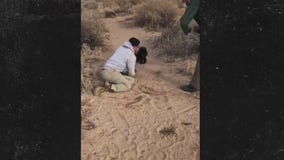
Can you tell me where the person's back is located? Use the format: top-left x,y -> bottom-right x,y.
103,41 -> 136,76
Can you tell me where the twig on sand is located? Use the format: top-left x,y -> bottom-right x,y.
177,104 -> 198,114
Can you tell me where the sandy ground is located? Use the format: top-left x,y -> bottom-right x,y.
81,14 -> 200,160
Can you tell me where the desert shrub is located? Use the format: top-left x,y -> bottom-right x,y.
103,7 -> 117,18
81,45 -> 105,95
102,0 -> 140,15
81,9 -> 108,49
133,0 -> 179,30
152,24 -> 200,62
81,0 -> 109,95
115,0 -> 140,14
82,0 -> 98,10
81,45 -> 104,94
81,75 -> 93,95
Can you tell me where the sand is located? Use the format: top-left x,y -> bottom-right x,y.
81,14 -> 200,160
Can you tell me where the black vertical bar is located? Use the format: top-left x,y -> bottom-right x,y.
200,0 -> 284,159
0,1 -> 81,160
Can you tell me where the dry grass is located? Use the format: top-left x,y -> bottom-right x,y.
102,0 -> 140,16
81,0 -> 108,49
81,11 -> 107,49
115,0 -> 140,14
82,0 -> 99,10
81,0 -> 109,95
81,44 -> 105,95
133,0 -> 179,30
152,24 -> 200,62
81,74 -> 92,95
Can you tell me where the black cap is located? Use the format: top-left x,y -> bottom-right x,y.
129,37 -> 140,47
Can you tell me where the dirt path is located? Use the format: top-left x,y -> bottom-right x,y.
81,15 -> 200,160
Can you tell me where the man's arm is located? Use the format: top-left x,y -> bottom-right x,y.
180,0 -> 200,35
127,55 -> 136,77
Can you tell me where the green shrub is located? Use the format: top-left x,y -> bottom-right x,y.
134,0 -> 179,30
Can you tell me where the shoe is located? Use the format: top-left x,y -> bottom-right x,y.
180,84 -> 198,92
104,81 -> 111,88
94,86 -> 112,96
131,78 -> 138,88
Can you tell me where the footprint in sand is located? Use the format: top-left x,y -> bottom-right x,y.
82,120 -> 96,130
138,85 -> 164,96
125,95 -> 146,108
125,95 -> 161,112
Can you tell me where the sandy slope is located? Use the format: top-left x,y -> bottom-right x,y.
81,15 -> 200,160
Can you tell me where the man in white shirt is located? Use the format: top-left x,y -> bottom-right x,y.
97,37 -> 140,94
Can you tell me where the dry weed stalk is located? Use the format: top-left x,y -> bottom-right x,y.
134,0 -> 179,30
152,24 -> 199,63
159,125 -> 177,138
81,44 -> 104,95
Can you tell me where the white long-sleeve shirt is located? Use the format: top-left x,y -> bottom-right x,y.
103,41 -> 136,76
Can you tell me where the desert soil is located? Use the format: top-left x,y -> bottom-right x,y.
81,14 -> 200,160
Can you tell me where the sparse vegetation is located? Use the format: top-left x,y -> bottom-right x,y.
133,0 -> 179,30
115,0 -> 140,14
82,0 -> 98,10
152,24 -> 200,62
102,0 -> 140,16
81,0 -> 108,95
81,9 -> 108,49
103,7 -> 117,18
81,44 -> 105,95
81,74 -> 93,95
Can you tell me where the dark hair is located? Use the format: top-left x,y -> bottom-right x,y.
136,46 -> 148,64
129,37 -> 140,47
